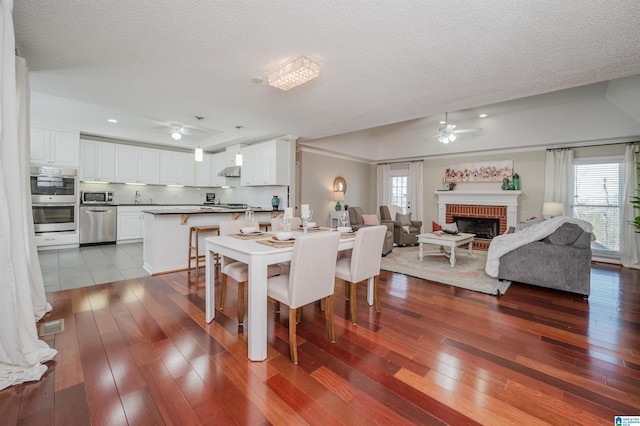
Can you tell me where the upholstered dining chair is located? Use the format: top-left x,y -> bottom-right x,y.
266,231 -> 341,364
335,225 -> 387,325
218,220 -> 282,325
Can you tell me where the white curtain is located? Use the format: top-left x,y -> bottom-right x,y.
544,148 -> 573,215
1,0 -> 57,391
376,163 -> 390,215
408,161 -> 423,225
620,143 -> 640,269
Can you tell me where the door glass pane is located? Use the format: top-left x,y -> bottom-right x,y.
389,174 -> 408,213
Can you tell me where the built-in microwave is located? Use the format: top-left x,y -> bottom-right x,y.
81,191 -> 114,205
30,166 -> 77,204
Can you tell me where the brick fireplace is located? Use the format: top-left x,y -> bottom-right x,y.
435,190 -> 521,250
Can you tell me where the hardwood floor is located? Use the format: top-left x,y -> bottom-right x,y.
3,262 -> 639,425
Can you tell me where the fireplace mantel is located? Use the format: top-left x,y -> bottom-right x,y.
435,190 -> 521,228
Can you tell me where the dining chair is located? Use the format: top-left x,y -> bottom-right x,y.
266,231 -> 341,364
270,216 -> 302,231
218,220 -> 282,325
335,225 -> 387,325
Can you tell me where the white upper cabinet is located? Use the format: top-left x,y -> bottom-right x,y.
79,140 -> 115,182
241,139 -> 290,186
115,145 -> 160,184
30,127 -> 80,167
160,151 -> 194,186
210,152 -> 227,187
225,144 -> 247,166
195,153 -> 213,187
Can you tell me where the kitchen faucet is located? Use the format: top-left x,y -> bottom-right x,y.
135,190 -> 141,204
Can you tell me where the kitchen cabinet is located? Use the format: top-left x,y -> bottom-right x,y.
117,206 -> 146,241
210,152 -> 227,187
225,144 -> 247,166
35,231 -> 79,249
30,127 -> 80,167
79,139 -> 115,182
195,153 -> 213,186
240,139 -> 290,186
115,145 -> 160,184
160,151 -> 194,186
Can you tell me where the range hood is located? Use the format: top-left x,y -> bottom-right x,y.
218,165 -> 241,177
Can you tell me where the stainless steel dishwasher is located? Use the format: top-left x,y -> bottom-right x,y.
79,204 -> 117,245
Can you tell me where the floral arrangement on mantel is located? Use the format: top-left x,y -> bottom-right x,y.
631,162 -> 640,232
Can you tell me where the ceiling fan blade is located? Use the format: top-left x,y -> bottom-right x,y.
452,128 -> 482,134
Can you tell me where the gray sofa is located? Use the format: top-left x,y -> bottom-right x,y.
497,222 -> 592,297
347,207 -> 394,256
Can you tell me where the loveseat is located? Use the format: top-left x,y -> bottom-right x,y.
347,207 -> 394,255
496,222 -> 592,297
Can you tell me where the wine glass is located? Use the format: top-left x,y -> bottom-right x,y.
279,214 -> 291,232
245,210 -> 255,227
339,211 -> 349,228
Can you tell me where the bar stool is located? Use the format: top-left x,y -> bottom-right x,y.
188,225 -> 220,276
258,221 -> 271,232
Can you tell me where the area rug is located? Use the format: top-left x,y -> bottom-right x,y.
381,246 -> 510,296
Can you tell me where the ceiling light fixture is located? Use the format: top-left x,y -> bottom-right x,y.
268,55 -> 320,91
171,127 -> 183,140
194,147 -> 203,162
107,118 -> 118,123
479,113 -> 488,118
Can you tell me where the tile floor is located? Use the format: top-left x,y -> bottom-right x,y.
38,242 -> 149,292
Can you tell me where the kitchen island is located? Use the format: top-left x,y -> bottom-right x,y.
142,207 -> 279,275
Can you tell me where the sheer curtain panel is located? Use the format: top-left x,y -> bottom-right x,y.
376,163 -> 390,214
1,0 -> 57,391
408,161 -> 424,224
544,148 -> 573,215
620,143 -> 640,269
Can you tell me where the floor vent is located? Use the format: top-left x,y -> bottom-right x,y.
39,319 -> 64,336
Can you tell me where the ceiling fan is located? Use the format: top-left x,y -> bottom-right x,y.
434,112 -> 482,144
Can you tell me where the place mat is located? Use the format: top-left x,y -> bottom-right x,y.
230,232 -> 273,240
257,238 -> 295,247
294,226 -> 326,233
339,232 -> 357,239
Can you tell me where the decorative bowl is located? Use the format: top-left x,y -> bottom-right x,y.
275,231 -> 293,241
337,226 -> 352,233
307,221 -> 317,228
241,226 -> 259,234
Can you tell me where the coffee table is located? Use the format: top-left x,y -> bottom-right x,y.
417,232 -> 475,268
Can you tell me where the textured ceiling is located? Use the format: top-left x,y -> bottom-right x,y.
12,1 -> 640,153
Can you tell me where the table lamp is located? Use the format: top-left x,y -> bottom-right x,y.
542,202 -> 564,219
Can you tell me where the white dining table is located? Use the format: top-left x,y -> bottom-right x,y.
205,231 -> 368,361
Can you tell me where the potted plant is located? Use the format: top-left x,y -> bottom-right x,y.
631,162 -> 640,232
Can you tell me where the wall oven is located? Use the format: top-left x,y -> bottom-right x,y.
30,166 -> 78,233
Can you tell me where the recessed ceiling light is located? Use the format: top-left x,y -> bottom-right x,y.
107,118 -> 118,123
439,120 -> 446,124
479,114 -> 488,118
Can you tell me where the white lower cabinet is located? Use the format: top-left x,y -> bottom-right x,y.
117,206 -> 146,241
35,231 -> 79,249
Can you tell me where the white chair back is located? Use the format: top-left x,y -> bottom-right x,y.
287,231 -> 340,309
350,225 -> 387,283
219,220 -> 250,266
271,216 -> 302,231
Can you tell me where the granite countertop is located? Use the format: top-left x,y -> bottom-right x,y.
143,207 -> 283,215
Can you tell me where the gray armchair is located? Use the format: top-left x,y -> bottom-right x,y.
347,207 -> 394,255
379,205 -> 422,246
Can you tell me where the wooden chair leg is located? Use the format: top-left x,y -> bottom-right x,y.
195,230 -> 200,277
219,273 -> 227,310
350,282 -> 357,325
274,300 -> 280,314
374,275 -> 381,313
325,295 -> 335,342
343,278 -> 350,300
238,281 -> 245,324
289,308 -> 298,364
295,307 -> 302,324
320,298 -> 326,311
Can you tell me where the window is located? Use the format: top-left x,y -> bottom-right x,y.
572,156 -> 623,257
389,171 -> 408,212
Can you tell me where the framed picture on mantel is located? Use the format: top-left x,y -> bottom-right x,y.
445,160 -> 513,183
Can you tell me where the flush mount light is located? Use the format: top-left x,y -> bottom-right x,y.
171,127 -> 184,140
268,55 -> 320,91
107,118 -> 118,123
479,113 -> 488,118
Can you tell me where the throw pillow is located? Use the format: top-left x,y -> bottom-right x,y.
396,212 -> 412,226
441,222 -> 458,233
545,222 -> 584,246
432,221 -> 442,231
362,214 -> 380,225
515,216 -> 545,231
